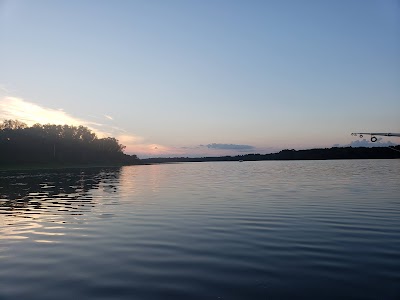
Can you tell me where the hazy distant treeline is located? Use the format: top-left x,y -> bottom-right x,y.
143,146 -> 400,163
0,120 -> 138,165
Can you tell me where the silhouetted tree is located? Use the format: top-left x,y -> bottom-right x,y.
0,119 -> 28,130
0,120 -> 139,166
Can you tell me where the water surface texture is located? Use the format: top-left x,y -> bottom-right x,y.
1,160 -> 399,299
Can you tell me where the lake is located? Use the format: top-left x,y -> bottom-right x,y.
1,160 -> 399,300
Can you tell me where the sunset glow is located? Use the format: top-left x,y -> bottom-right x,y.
0,96 -> 94,130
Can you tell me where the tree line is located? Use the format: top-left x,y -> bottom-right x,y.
0,120 -> 139,165
142,146 -> 400,163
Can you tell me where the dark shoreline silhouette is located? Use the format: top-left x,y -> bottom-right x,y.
0,120 -> 139,168
1,119 -> 399,169
142,146 -> 400,164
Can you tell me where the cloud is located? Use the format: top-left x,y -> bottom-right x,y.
206,143 -> 255,150
0,96 -> 145,142
0,95 -> 186,157
117,134 -> 144,145
0,96 -> 175,157
0,95 -> 271,158
0,85 -> 12,94
334,138 -> 398,148
1,96 -> 98,127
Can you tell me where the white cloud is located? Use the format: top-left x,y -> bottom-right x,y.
1,96 -> 81,125
0,95 -> 173,157
1,96 -> 119,139
0,96 -> 279,158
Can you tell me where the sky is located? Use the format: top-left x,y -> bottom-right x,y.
1,0 -> 399,158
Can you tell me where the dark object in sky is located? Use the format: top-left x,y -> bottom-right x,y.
352,132 -> 400,143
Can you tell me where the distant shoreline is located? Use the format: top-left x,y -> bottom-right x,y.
141,146 -> 400,164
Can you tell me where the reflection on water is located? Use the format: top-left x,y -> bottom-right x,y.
0,168 -> 120,215
0,160 -> 399,300
0,168 -> 121,241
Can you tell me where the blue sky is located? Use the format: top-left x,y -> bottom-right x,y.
1,0 -> 399,157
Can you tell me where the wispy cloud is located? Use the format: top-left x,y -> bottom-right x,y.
0,95 -> 173,157
206,143 -> 255,151
0,96 -> 143,144
116,134 -> 145,147
0,95 -> 273,158
0,96 -> 109,136
0,85 -> 12,94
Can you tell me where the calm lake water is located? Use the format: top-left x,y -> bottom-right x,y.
1,160 -> 399,300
